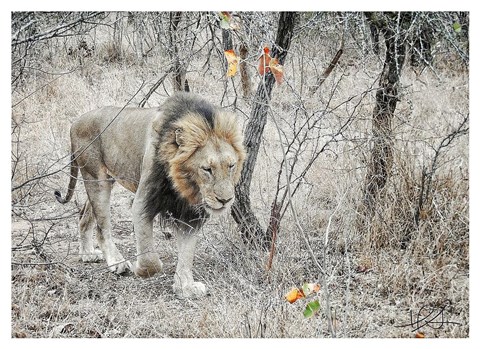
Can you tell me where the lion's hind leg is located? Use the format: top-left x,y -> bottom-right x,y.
78,200 -> 104,262
82,172 -> 132,274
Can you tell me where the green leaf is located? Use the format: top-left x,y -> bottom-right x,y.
219,12 -> 231,30
453,22 -> 462,33
303,300 -> 320,318
220,18 -> 230,30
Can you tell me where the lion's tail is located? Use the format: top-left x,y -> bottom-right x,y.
54,154 -> 79,204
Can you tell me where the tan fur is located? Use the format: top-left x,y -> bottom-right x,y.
159,112 -> 245,205
55,93 -> 245,298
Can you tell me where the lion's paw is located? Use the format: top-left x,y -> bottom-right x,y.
133,257 -> 163,278
80,248 -> 104,263
173,281 -> 207,299
108,259 -> 133,275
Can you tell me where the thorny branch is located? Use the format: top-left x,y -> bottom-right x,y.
414,113 -> 469,227
12,12 -> 106,47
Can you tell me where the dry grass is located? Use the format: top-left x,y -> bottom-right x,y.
11,13 -> 469,339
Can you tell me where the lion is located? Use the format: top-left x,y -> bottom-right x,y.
54,92 -> 245,298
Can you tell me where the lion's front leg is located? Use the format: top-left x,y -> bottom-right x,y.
173,229 -> 207,299
131,195 -> 163,278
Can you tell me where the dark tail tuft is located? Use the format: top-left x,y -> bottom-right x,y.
54,190 -> 66,204
55,154 -> 79,204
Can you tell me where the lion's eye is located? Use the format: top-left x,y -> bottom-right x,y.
202,167 -> 213,175
229,163 -> 236,170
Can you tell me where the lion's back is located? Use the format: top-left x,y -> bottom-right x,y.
71,106 -> 161,187
73,106 -> 156,135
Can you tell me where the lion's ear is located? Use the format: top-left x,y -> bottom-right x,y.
175,128 -> 184,146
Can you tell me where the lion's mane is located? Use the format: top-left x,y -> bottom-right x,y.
143,93 -> 245,227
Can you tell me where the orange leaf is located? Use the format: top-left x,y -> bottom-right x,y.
415,332 -> 425,338
269,57 -> 284,84
285,288 -> 305,304
221,11 -> 231,19
258,47 -> 272,76
224,49 -> 239,77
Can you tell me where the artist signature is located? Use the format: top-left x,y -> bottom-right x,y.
396,300 -> 462,332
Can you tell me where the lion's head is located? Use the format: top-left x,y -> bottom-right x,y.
153,93 -> 245,216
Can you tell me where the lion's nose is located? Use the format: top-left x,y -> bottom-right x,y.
216,196 -> 232,205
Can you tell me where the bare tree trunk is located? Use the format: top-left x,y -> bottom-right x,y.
112,12 -> 124,61
169,12 -> 189,92
369,21 -> 380,55
361,12 -> 407,217
239,43 -> 251,98
222,28 -> 233,51
232,12 -> 297,249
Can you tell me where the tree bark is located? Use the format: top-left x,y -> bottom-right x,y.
232,12 -> 297,249
169,12 -> 189,92
362,13 -> 407,216
239,43 -> 251,98
369,22 -> 380,55
222,28 -> 233,51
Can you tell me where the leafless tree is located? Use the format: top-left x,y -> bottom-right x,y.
231,12 -> 298,249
